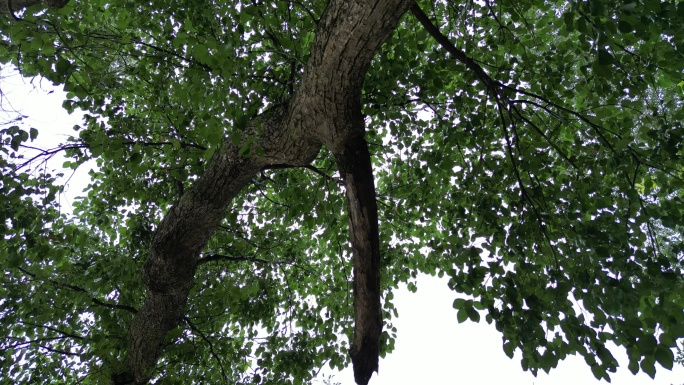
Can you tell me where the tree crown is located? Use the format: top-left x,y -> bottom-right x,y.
1,0 -> 683,384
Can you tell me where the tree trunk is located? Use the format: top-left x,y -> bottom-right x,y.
112,1 -> 413,384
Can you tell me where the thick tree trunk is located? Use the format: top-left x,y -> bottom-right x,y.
118,144 -> 267,383
113,1 -> 413,384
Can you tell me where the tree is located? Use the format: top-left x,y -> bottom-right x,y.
1,0 -> 683,384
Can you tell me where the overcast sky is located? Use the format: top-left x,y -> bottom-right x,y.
2,69 -> 682,385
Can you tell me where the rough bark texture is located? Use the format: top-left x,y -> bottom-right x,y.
335,137 -> 382,385
112,1 -> 414,384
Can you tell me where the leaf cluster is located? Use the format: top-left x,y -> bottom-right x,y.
0,0 -> 683,383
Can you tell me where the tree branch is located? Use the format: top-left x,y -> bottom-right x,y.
19,321 -> 85,341
333,136 -> 382,385
195,253 -> 288,267
114,1 -> 413,384
410,3 -> 501,94
183,317 -> 229,382
16,266 -> 138,314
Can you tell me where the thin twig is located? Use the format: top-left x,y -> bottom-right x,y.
184,317 -> 229,382
16,266 -> 138,314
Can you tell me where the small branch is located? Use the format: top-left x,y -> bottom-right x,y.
412,3 -> 567,276
303,164 -> 338,182
6,336 -> 66,348
278,264 -> 295,334
134,40 -> 213,73
91,297 -> 138,314
19,321 -> 84,341
16,266 -> 138,314
410,3 -> 500,93
37,344 -> 79,357
184,317 -> 229,382
509,105 -> 580,170
121,140 -> 207,151
16,144 -> 88,170
195,253 -> 288,267
216,226 -> 263,249
261,163 -> 341,184
287,0 -> 319,23
16,139 -> 206,171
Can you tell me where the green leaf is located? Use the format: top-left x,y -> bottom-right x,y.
640,357 -> 656,379
598,49 -> 615,65
503,342 -> 515,359
55,58 -> 72,77
465,306 -> 480,322
654,345 -> 674,370
628,359 -> 640,375
452,298 -> 466,309
658,333 -> 677,347
563,12 -> 574,29
638,335 -> 657,353
129,152 -> 143,164
2,0 -> 684,383
590,364 -> 606,381
193,44 -> 211,64
456,308 -> 468,324
203,147 -> 216,162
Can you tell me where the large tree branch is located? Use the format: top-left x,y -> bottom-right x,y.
335,137 -> 382,385
409,3 -> 501,95
118,143 -> 268,385
114,1 -> 413,384
298,2 -> 412,383
118,104 -> 322,384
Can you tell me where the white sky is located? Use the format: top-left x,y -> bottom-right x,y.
334,276 -> 684,385
2,69 -> 682,385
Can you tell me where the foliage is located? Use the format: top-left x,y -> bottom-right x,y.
1,0 -> 683,384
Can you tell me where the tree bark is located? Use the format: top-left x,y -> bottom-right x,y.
113,1 -> 413,384
335,137 -> 383,385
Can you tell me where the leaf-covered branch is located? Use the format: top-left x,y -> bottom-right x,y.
16,266 -> 138,314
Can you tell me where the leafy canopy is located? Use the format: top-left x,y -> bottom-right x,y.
1,0 -> 683,384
